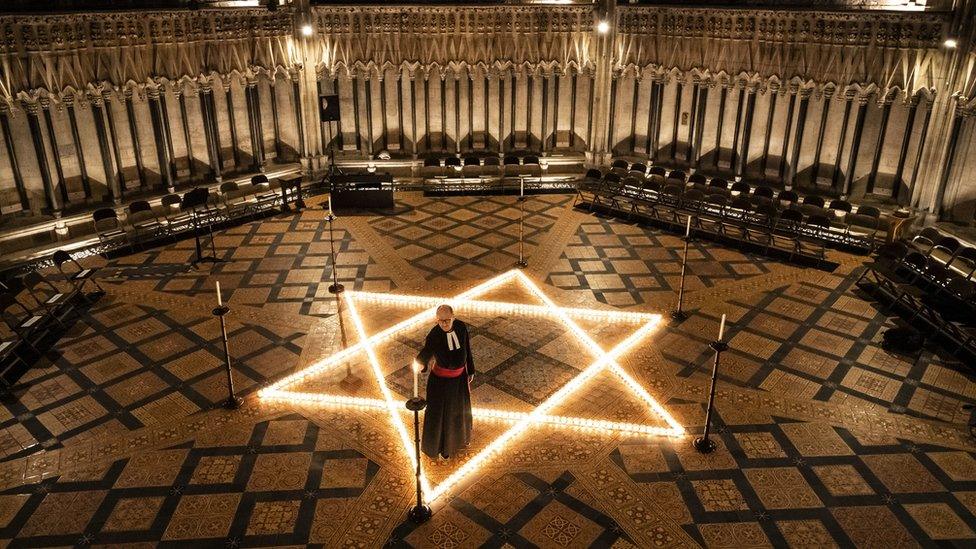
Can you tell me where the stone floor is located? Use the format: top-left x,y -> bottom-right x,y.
0,191 -> 973,547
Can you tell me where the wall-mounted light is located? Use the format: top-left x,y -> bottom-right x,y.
301,24 -> 314,37
596,20 -> 610,34
944,38 -> 958,49
367,162 -> 377,173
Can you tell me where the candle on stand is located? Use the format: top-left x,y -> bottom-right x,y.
685,216 -> 691,238
412,361 -> 419,398
328,195 -> 333,216
718,314 -> 726,341
520,177 -> 524,197
216,281 -> 222,306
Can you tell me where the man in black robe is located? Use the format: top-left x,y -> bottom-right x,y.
415,304 -> 474,460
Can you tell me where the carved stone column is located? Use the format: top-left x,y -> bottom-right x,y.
831,89 -> 855,191
39,96 -> 68,206
63,93 -> 92,200
648,74 -> 663,160
147,85 -> 175,192
397,69 -> 406,152
89,91 -> 121,203
378,71 -> 388,151
0,101 -> 31,211
269,76 -> 283,159
24,98 -> 59,213
439,71 -> 448,151
122,88 -> 147,188
552,69 -> 560,151
843,93 -> 870,196
423,70 -> 431,152
692,78 -> 711,169
866,94 -> 894,194
497,68 -> 506,153
714,76 -> 729,169
453,70 -> 461,153
730,83 -> 745,173
541,68 -> 551,153
364,69 -> 375,155
608,68 -> 620,155
629,71 -> 641,154
351,71 -> 363,152
408,70 -> 418,156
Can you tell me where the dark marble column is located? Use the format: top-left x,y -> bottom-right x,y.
692,81 -> 710,169
223,79 -> 241,168
629,73 -> 640,154
63,94 -> 92,200
158,83 -> 178,183
608,71 -> 619,154
409,72 -> 418,155
649,77 -> 662,160
934,104 -> 966,219
453,72 -> 460,153
552,71 -> 560,151
787,88 -> 811,185
40,97 -> 69,206
866,96 -> 893,194
290,68 -> 306,159
333,76 -> 344,151
352,73 -> 363,152
398,71 -> 406,152
569,71 -> 578,150
760,83 -> 780,178
510,69 -> 517,150
176,84 -> 196,179
714,80 -> 728,169
843,94 -> 870,196
23,99 -> 59,213
199,82 -> 222,180
498,70 -> 506,153
269,77 -> 283,159
527,71 -> 535,150
778,84 -> 798,181
245,77 -> 265,170
670,78 -> 682,161
810,86 -> 834,187
89,92 -> 121,203
378,73 -> 388,151
0,101 -> 31,211
584,71 -> 594,151
439,73 -> 447,151
892,96 -> 919,201
147,85 -> 175,192
122,89 -> 147,188
737,85 -> 757,178
730,85 -> 745,174
907,97 -> 934,204
423,73 -> 431,152
831,90 -> 855,192
541,71 -> 550,153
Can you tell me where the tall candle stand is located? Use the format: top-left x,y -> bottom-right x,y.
213,282 -> 243,409
671,216 -> 693,322
694,314 -> 727,453
405,395 -> 431,523
516,176 -> 528,269
325,197 -> 344,294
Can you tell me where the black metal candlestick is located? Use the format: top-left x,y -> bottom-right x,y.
406,396 -> 432,523
212,305 -> 243,409
671,218 -> 693,322
694,338 -> 727,453
516,193 -> 528,269
326,211 -> 344,294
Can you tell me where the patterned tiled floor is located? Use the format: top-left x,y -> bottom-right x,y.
0,192 -> 973,547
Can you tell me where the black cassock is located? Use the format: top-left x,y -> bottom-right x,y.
416,320 -> 474,458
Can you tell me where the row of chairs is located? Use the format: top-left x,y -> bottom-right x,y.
604,159 -> 886,241
0,251 -> 103,386
421,155 -> 545,180
91,175 -> 287,251
910,227 -> 976,280
577,176 -> 866,262
856,241 -> 976,359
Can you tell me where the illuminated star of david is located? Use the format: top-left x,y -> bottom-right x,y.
259,269 -> 684,504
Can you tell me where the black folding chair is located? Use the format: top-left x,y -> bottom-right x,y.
53,250 -> 105,298
21,272 -> 70,328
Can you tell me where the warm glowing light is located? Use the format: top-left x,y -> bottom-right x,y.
301,24 -> 314,37
596,20 -> 610,34
259,269 -> 683,506
944,38 -> 958,49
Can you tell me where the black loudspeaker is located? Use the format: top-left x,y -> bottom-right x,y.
319,94 -> 340,122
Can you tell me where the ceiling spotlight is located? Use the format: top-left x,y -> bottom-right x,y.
596,20 -> 610,34
944,38 -> 958,49
301,24 -> 314,37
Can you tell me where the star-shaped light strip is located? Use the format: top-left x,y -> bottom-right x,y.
259,269 -> 683,504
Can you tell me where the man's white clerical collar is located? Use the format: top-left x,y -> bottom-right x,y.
446,330 -> 461,351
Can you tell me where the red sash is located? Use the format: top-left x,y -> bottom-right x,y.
431,363 -> 467,378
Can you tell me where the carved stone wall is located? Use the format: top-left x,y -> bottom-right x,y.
1,2 -> 975,224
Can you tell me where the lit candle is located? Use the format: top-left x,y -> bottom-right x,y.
328,195 -> 333,216
520,177 -> 524,197
685,215 -> 691,238
718,313 -> 726,341
216,280 -> 222,306
412,360 -> 419,398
